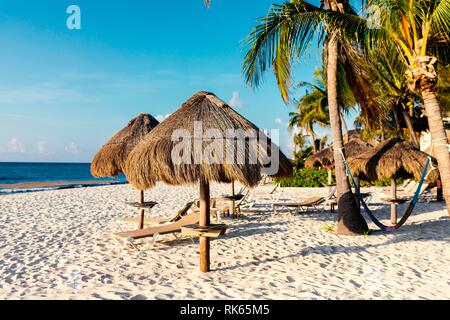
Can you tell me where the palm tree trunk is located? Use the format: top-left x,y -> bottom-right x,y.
402,108 -> 420,148
311,132 -> 318,153
340,111 -> 349,143
421,86 -> 450,216
328,34 -> 369,235
393,105 -> 403,139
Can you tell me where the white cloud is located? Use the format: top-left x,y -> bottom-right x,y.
275,118 -> 284,126
228,91 -> 245,109
37,141 -> 52,155
65,142 -> 79,155
6,138 -> 25,154
155,114 -> 171,123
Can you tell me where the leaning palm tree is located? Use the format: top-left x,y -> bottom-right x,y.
243,1 -> 369,235
327,0 -> 450,214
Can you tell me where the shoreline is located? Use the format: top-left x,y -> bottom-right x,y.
0,180 -> 127,195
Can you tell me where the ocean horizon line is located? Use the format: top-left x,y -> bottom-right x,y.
0,161 -> 92,165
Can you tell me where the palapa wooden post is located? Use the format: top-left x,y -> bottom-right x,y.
391,178 -> 398,224
199,176 -> 211,273
138,190 -> 145,230
231,180 -> 236,218
327,169 -> 333,188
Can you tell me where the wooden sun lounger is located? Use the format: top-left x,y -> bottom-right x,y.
119,201 -> 194,226
212,189 -> 251,218
381,180 -> 416,193
113,212 -> 200,242
118,201 -> 195,226
273,196 -> 325,214
379,183 -> 430,202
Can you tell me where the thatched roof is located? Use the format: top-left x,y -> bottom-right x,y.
305,138 -> 373,169
91,113 -> 160,178
125,92 -> 293,190
304,147 -> 333,169
348,138 -> 439,182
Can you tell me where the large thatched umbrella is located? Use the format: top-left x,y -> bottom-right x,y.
125,92 -> 292,272
305,138 -> 373,186
91,113 -> 160,229
348,138 -> 438,223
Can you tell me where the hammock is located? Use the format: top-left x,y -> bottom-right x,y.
340,151 -> 431,232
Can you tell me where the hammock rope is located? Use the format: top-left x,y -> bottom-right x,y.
334,147 -> 432,232
429,137 -> 450,152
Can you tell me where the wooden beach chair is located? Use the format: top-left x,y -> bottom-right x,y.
113,212 -> 200,245
213,188 -> 251,219
118,201 -> 195,227
380,180 -> 416,194
324,187 -> 337,211
246,184 -> 279,210
273,196 -> 326,215
378,183 -> 430,202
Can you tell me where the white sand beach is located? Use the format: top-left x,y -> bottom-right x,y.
0,183 -> 449,300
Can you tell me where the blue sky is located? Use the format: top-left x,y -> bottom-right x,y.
0,0 -> 357,163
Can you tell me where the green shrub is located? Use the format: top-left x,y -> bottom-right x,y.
276,168 -> 407,188
275,167 -> 328,187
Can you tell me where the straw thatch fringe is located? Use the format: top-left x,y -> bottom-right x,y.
91,113 -> 160,178
348,138 -> 439,182
125,92 -> 292,190
304,148 -> 333,169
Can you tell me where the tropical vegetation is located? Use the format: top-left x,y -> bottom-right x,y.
204,0 -> 450,231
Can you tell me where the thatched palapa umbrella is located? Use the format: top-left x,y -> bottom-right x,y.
348,138 -> 438,223
125,92 -> 292,272
91,113 -> 160,229
305,138 -> 373,186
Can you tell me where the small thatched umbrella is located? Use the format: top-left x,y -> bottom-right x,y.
305,138 -> 373,186
125,92 -> 292,272
348,138 -> 438,223
91,113 -> 160,229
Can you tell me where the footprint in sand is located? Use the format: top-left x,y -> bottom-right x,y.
286,276 -> 295,283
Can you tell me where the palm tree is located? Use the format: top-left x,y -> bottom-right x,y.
288,73 -> 330,149
288,67 -> 357,150
320,134 -> 329,150
348,46 -> 423,146
243,1 -> 369,235
327,0 -> 450,215
293,131 -> 308,154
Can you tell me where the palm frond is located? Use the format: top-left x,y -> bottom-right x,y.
242,1 -> 325,102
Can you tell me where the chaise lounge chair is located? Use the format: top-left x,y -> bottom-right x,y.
212,188 -> 251,219
377,183 -> 430,202
113,212 -> 200,244
273,196 -> 326,215
118,201 -> 195,227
